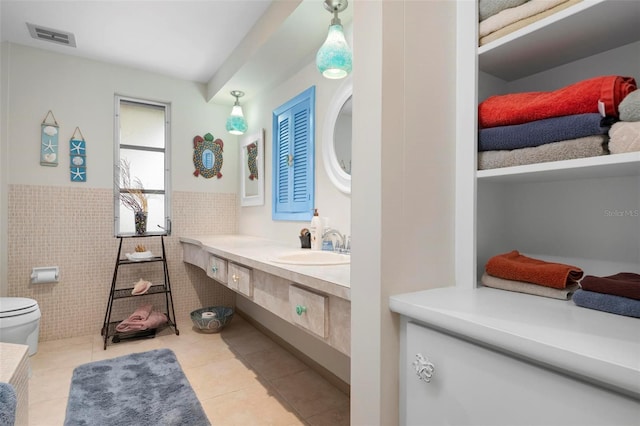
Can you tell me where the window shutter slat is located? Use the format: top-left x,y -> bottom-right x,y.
272,86 -> 315,220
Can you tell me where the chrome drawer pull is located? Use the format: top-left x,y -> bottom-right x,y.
413,353 -> 435,383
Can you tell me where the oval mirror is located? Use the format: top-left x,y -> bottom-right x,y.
323,77 -> 352,194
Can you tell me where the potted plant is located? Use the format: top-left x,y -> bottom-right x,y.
117,159 -> 148,235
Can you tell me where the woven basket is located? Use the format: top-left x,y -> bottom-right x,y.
190,306 -> 234,333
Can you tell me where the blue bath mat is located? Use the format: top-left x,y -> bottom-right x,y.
64,348 -> 210,426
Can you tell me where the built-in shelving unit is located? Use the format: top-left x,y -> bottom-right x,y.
395,3 -> 640,423
478,0 -> 640,81
395,3 -> 639,423
456,0 -> 640,288
477,151 -> 640,183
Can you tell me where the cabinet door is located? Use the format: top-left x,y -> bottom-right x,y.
206,255 -> 227,283
228,263 -> 252,297
402,321 -> 639,426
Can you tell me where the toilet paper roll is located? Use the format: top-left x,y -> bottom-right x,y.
201,311 -> 216,319
30,267 -> 59,284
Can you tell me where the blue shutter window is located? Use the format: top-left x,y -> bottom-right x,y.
272,86 -> 315,221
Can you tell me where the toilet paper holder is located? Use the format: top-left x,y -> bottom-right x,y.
30,266 -> 59,284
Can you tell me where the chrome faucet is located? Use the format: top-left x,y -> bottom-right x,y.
322,228 -> 344,251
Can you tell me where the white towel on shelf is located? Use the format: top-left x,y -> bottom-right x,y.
481,272 -> 580,300
479,0 -> 569,37
609,121 -> 640,154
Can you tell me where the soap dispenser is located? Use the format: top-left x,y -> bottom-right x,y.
310,209 -> 322,251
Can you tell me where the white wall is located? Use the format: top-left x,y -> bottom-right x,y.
237,58 -> 352,245
0,42 -> 239,298
1,42 -> 8,296
351,1 -> 458,424
4,43 -> 236,194
234,52 -> 354,385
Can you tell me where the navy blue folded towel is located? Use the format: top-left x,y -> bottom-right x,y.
478,113 -> 610,151
572,289 -> 640,318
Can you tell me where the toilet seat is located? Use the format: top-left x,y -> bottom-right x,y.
0,298 -> 39,318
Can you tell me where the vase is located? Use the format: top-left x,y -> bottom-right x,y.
134,211 -> 147,235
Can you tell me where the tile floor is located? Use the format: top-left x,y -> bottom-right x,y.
27,314 -> 350,425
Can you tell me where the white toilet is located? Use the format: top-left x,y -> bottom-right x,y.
0,297 -> 41,356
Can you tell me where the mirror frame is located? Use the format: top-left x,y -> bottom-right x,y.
240,129 -> 265,206
322,76 -> 352,194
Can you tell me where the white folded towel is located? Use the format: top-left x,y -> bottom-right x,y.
609,121 -> 640,154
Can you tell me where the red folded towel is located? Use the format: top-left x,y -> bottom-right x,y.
485,250 -> 583,289
478,75 -> 637,128
580,272 -> 640,301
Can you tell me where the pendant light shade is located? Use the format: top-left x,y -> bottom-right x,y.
226,90 -> 248,136
316,0 -> 352,80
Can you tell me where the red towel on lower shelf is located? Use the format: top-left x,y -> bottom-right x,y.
580,272 -> 640,300
478,75 -> 637,128
485,250 -> 583,289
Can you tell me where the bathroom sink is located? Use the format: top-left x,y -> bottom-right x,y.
271,251 -> 350,265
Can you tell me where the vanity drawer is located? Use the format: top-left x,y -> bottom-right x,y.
206,254 -> 227,283
228,263 -> 253,297
183,243 -> 207,271
289,285 -> 328,338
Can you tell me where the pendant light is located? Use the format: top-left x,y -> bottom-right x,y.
226,90 -> 248,135
316,0 -> 352,80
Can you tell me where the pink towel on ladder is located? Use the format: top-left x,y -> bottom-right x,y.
115,306 -> 167,333
129,304 -> 153,321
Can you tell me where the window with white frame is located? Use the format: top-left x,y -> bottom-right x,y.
114,96 -> 171,235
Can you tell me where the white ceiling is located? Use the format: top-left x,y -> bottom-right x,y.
0,0 -> 273,84
1,0 -> 353,105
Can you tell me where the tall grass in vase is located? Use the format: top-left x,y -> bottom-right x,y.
117,159 -> 148,235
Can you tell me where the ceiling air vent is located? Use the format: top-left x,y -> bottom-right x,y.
26,23 -> 76,47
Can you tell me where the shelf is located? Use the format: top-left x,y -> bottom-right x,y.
477,152 -> 640,183
113,284 -> 169,300
390,287 -> 640,400
118,256 -> 164,264
104,320 -> 177,343
103,234 -> 178,349
116,232 -> 168,238
478,0 -> 640,81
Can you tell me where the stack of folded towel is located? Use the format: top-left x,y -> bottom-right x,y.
478,75 -> 638,170
482,250 -> 583,299
478,0 -> 582,46
115,304 -> 168,333
572,273 -> 640,318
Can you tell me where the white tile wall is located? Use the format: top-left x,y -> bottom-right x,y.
8,185 -> 238,340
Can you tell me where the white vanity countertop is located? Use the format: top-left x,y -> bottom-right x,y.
180,235 -> 350,300
390,286 -> 640,399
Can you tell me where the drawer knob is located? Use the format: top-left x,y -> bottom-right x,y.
232,274 -> 239,282
295,305 -> 307,316
211,265 -> 218,273
413,353 -> 435,383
